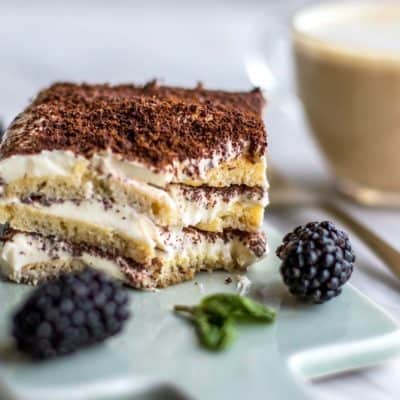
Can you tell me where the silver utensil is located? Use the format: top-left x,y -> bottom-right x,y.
269,166 -> 400,280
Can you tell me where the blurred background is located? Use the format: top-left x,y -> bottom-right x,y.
0,0 -> 399,399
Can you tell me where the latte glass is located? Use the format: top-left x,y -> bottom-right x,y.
247,2 -> 400,207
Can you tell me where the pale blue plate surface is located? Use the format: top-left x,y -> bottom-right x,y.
0,228 -> 399,400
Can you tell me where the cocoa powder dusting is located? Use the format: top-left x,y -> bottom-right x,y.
0,82 -> 267,173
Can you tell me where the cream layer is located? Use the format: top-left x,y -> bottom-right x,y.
0,232 -> 125,282
1,197 -> 163,250
0,197 -> 267,256
0,147 -> 267,188
159,184 -> 267,228
0,151 -> 268,230
0,229 -> 267,284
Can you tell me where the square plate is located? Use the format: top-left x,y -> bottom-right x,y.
0,227 -> 399,400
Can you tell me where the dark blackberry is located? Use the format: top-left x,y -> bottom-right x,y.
277,221 -> 355,304
12,269 -> 130,359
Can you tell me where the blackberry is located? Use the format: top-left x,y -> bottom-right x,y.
277,221 -> 355,304
12,269 -> 130,359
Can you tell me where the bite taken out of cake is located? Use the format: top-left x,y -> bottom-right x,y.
0,81 -> 268,289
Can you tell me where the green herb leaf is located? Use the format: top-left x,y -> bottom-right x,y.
201,293 -> 276,322
174,292 -> 276,352
194,309 -> 235,351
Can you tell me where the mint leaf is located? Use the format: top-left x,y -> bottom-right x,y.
194,310 -> 235,351
201,294 -> 276,322
174,292 -> 276,351
235,296 -> 276,322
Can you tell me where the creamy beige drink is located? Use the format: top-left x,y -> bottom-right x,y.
292,3 -> 400,206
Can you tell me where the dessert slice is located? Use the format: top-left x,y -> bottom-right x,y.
0,82 -> 268,288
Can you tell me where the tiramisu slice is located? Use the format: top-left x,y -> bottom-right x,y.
0,82 -> 268,289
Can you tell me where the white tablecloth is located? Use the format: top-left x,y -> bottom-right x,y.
0,1 -> 399,398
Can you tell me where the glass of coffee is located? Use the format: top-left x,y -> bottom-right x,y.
248,2 -> 400,207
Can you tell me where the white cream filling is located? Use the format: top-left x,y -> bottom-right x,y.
0,233 -> 125,281
168,186 -> 269,227
1,197 -> 168,251
0,147 -> 266,187
2,194 -> 267,260
162,228 -> 231,260
3,191 -> 267,252
106,174 -> 178,216
0,150 -> 89,183
160,227 -> 266,267
0,150 -> 268,230
91,152 -> 173,187
0,228 -> 264,281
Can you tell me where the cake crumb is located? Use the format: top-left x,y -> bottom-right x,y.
224,276 -> 233,285
236,275 -> 251,296
146,287 -> 159,293
194,281 -> 205,294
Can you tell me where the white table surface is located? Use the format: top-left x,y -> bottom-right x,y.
0,1 -> 399,399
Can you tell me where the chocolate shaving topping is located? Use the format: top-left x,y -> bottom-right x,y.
0,82 -> 267,174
